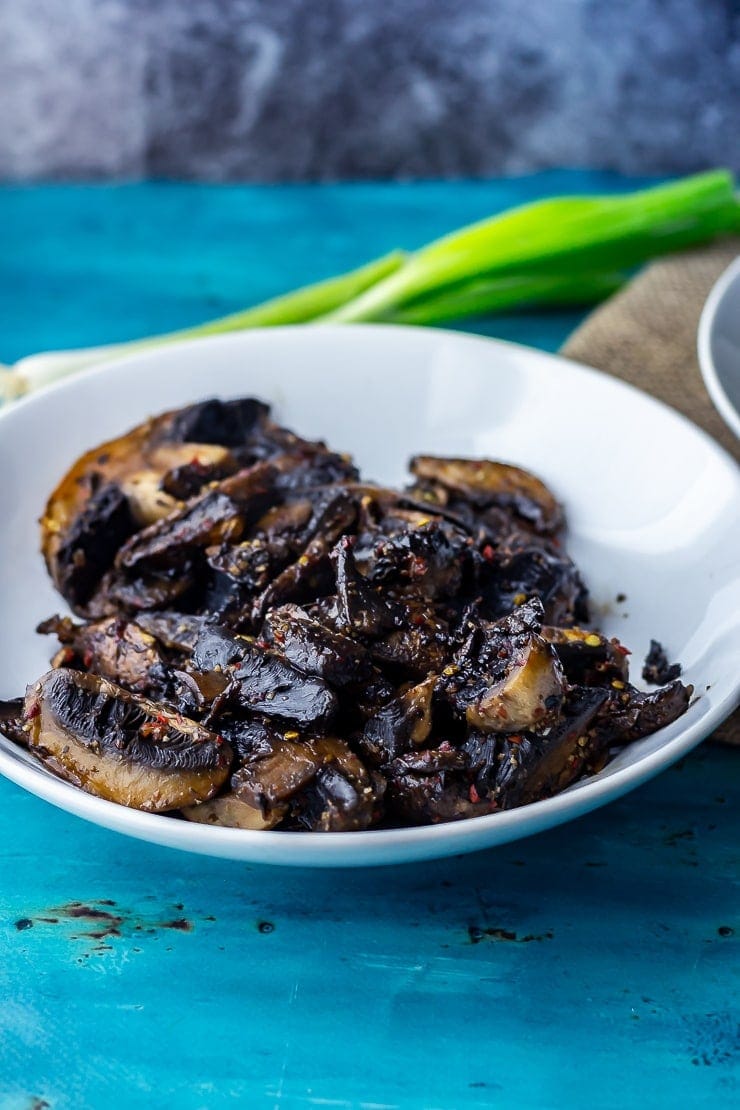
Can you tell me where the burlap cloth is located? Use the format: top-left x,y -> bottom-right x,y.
560,239 -> 739,745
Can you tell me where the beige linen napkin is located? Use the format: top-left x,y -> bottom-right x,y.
561,240 -> 739,745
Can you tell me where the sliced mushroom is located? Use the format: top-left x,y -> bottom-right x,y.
328,537 -> 398,637
477,532 -> 589,626
38,614 -> 168,694
261,604 -> 373,688
409,455 -> 564,534
541,626 -> 630,686
0,698 -> 26,746
116,462 -> 278,572
292,737 -> 381,832
594,680 -> 693,747
41,406 -> 244,608
363,518 -> 473,600
181,792 -> 283,830
465,639 -> 565,732
190,626 -> 338,729
134,611 -> 211,653
444,599 -> 566,733
20,670 -> 233,811
369,600 -> 450,679
187,726 -> 380,832
49,482 -> 137,610
119,470 -> 181,527
167,397 -> 271,447
360,676 -> 437,765
249,491 -> 359,622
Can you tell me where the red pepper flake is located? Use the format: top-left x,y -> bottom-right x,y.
24,703 -> 40,721
469,784 -> 481,804
481,544 -> 495,562
410,556 -> 427,578
83,650 -> 94,668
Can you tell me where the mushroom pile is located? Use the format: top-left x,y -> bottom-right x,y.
0,397 -> 691,830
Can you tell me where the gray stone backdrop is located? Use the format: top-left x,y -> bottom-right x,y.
1,0 -> 738,180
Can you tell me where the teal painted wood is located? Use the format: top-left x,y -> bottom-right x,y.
0,175 -> 737,1109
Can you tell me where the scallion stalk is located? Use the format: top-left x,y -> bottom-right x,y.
325,171 -> 739,322
1,250 -> 406,400
389,271 -> 627,326
2,171 -> 737,402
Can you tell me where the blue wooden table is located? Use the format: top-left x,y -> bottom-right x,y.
0,174 -> 738,1109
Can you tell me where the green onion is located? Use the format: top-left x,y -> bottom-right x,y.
326,171 -> 739,322
1,250 -> 406,400
2,171 -> 737,401
388,271 -> 627,326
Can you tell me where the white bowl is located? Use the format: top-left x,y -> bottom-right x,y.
1,325 -> 738,866
698,255 -> 740,439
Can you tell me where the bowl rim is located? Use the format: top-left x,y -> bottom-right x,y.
698,254 -> 740,440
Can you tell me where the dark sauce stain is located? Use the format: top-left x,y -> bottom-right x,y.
468,924 -> 553,945
62,903 -> 124,939
29,1099 -> 50,1110
13,899 -> 200,949
718,926 -> 734,937
258,920 -> 275,934
616,592 -> 627,603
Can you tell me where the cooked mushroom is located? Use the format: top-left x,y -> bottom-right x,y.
328,537 -> 398,637
476,531 -> 589,626
116,463 -> 278,573
38,614 -> 169,695
50,482 -> 137,610
0,698 -> 26,746
20,669 -> 232,810
261,604 -> 374,688
360,676 -> 437,765
190,626 -> 339,729
593,680 -> 693,747
444,600 -> 566,732
11,395 -> 693,831
541,626 -> 630,686
184,725 -> 381,831
408,455 -> 564,534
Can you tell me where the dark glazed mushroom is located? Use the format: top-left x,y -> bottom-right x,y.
408,455 -> 564,534
12,395 -> 693,831
38,614 -> 170,695
21,670 -> 232,811
443,600 -> 566,733
184,726 -> 381,831
190,626 -> 338,729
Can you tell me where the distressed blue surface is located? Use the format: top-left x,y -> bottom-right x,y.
0,175 -> 737,1109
